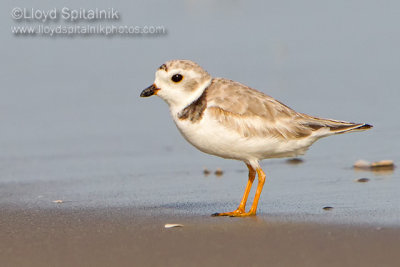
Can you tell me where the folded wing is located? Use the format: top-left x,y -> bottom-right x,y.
206,78 -> 372,140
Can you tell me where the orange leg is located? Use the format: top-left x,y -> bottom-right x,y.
247,168 -> 266,215
212,165 -> 266,217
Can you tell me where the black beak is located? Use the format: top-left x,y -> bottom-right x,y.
140,84 -> 160,97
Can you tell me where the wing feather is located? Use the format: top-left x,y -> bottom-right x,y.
205,78 -> 312,139
205,78 -> 371,140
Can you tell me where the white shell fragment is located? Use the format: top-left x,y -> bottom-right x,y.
164,224 -> 184,229
52,200 -> 64,203
353,160 -> 371,169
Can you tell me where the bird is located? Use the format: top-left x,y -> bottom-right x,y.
140,59 -> 372,217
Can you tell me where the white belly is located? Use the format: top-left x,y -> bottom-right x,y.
173,111 -> 317,162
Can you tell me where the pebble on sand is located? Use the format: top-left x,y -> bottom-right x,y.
286,158 -> 304,164
203,168 -> 211,176
355,178 -> 370,183
323,206 -> 334,211
215,168 -> 224,176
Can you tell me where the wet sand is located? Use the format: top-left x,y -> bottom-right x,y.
1,207 -> 399,267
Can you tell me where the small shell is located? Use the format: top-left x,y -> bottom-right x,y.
323,206 -> 334,211
353,159 -> 395,171
164,224 -> 184,229
52,200 -> 63,203
371,160 -> 394,169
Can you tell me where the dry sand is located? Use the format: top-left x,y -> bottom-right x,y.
1,207 -> 399,267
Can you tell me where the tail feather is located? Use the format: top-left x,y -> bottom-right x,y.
301,115 -> 373,135
328,122 -> 373,134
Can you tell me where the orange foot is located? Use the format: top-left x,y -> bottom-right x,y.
211,209 -> 256,217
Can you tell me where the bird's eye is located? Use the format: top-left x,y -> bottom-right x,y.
171,74 -> 183,83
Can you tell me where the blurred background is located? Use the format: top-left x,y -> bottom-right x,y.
1,0 -> 399,224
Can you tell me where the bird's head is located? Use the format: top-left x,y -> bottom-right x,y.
140,60 -> 212,110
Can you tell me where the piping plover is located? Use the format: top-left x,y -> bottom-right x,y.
140,60 -> 372,217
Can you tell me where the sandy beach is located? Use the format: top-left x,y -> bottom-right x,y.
1,206 -> 399,267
